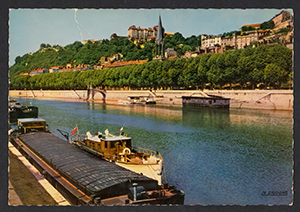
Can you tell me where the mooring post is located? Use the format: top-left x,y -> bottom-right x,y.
133,183 -> 138,201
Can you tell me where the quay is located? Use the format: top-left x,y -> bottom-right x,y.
10,130 -> 184,205
9,89 -> 293,110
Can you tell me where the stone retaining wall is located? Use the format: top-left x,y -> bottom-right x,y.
9,89 -> 293,110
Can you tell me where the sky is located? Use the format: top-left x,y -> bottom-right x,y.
9,8 -> 292,67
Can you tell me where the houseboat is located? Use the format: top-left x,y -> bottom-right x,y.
182,95 -> 230,108
71,129 -> 164,185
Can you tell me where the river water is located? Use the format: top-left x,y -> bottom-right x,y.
14,98 -> 293,205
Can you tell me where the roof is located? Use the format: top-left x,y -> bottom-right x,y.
182,95 -> 230,100
18,118 -> 45,123
103,60 -> 148,68
242,23 -> 261,28
87,134 -> 131,142
102,135 -> 131,142
128,25 -> 137,30
19,132 -> 157,198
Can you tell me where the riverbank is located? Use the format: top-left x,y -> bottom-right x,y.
9,89 -> 293,110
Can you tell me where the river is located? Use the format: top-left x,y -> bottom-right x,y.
13,98 -> 293,205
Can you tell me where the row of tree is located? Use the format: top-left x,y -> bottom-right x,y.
10,44 -> 292,90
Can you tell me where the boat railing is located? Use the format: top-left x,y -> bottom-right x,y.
70,134 -> 87,142
134,147 -> 162,159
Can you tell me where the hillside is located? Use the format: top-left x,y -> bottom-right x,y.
9,33 -> 201,77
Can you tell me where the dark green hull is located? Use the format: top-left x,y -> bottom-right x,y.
9,106 -> 39,123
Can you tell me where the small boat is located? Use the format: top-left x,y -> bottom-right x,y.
128,96 -> 156,104
71,128 -> 164,185
9,99 -> 39,123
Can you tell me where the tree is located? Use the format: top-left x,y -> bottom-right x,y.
40,43 -> 46,49
241,26 -> 255,32
237,56 -> 254,89
182,45 -> 192,54
260,20 -> 275,30
264,63 -> 288,88
15,56 -> 21,64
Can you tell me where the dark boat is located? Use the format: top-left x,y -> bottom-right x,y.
9,99 -> 38,123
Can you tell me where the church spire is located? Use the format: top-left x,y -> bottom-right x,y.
156,15 -> 164,44
154,15 -> 165,61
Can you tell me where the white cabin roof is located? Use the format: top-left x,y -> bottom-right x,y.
87,135 -> 131,143
18,118 -> 45,123
102,135 -> 131,141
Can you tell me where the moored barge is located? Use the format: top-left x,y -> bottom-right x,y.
9,118 -> 184,205
182,95 -> 230,108
9,99 -> 39,123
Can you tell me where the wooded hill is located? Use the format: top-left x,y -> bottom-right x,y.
10,44 -> 292,90
9,33 -> 201,77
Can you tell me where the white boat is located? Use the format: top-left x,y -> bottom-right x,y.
71,129 -> 164,185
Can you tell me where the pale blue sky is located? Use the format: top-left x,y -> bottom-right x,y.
9,8 -> 291,66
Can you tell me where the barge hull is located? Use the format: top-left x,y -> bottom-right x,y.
9,132 -> 159,204
10,136 -> 90,205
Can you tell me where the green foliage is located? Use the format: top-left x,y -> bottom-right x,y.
164,33 -> 201,56
241,26 -> 256,32
275,27 -> 290,35
9,44 -> 293,90
222,31 -> 238,37
260,20 -> 275,30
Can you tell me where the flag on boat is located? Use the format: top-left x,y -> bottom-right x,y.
119,127 -> 123,133
71,127 -> 78,135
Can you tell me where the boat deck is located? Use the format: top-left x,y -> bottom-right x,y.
17,132 -> 158,199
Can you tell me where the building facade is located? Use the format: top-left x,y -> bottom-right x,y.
128,25 -> 158,40
272,10 -> 293,29
201,11 -> 293,51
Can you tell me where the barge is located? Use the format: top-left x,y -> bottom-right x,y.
9,99 -> 39,123
9,118 -> 184,205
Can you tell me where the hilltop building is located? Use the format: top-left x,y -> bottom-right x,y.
165,48 -> 177,58
272,10 -> 293,29
128,25 -> 159,41
201,10 -> 293,52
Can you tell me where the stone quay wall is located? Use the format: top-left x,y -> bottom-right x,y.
9,89 -> 293,110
